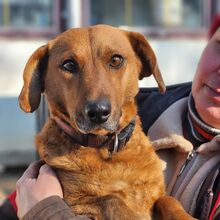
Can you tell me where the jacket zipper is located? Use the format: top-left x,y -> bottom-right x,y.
170,150 -> 197,197
178,150 -> 196,176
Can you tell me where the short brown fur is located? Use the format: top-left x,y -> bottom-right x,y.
19,25 -> 196,220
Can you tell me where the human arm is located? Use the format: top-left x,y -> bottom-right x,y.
16,161 -> 89,220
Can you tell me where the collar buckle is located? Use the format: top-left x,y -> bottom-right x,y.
113,134 -> 119,153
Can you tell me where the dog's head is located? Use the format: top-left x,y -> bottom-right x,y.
19,25 -> 165,135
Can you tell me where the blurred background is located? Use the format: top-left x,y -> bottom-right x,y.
0,0 -> 219,202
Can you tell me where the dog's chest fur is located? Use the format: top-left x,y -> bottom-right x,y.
36,118 -> 165,216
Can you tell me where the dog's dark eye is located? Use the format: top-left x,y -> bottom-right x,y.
109,55 -> 124,69
61,60 -> 78,73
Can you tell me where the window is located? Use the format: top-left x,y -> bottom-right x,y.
0,0 -> 60,36
90,0 -> 209,37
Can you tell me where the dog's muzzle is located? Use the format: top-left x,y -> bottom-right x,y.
85,100 -> 111,124
74,99 -> 118,133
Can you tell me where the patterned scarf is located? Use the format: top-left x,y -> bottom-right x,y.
183,93 -> 220,148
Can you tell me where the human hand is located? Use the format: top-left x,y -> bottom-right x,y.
16,160 -> 63,219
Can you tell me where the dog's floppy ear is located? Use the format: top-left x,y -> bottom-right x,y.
128,31 -> 166,93
19,45 -> 48,113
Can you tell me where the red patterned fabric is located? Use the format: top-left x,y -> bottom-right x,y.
191,118 -> 214,141
7,191 -> 17,214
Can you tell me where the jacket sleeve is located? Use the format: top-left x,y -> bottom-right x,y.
21,196 -> 90,220
137,82 -> 191,134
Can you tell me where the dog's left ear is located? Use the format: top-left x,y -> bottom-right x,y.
127,31 -> 166,93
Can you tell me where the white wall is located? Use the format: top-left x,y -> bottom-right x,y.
0,39 -> 46,97
139,38 -> 207,88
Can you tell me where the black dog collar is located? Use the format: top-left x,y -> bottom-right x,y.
53,116 -> 136,154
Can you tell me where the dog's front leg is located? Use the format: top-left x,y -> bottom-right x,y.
72,195 -> 146,220
155,196 -> 197,220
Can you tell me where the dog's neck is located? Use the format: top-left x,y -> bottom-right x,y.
52,116 -> 136,154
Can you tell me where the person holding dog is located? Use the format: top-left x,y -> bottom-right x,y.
1,26 -> 220,220
137,27 -> 220,220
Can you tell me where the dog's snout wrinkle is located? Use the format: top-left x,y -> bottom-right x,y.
85,100 -> 111,124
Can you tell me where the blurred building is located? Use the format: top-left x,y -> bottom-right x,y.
0,0 -> 219,166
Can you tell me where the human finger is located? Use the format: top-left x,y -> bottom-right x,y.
21,160 -> 45,179
39,164 -> 57,177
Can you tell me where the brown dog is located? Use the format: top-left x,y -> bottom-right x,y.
19,25 -> 195,220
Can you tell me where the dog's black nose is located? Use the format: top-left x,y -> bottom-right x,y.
85,100 -> 111,123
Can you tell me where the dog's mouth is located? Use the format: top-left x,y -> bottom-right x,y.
74,113 -> 120,135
